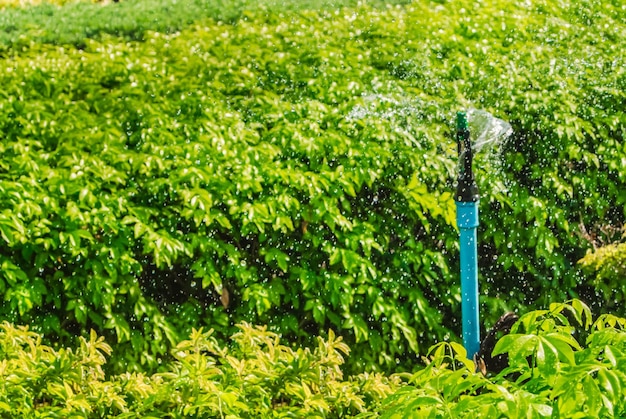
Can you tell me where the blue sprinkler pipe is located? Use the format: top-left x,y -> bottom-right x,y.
455,111 -> 480,359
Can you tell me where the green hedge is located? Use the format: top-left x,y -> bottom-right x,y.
1,3 -> 460,373
0,0 -> 624,374
0,0 -> 411,51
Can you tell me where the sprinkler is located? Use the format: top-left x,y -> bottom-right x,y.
455,111 -> 480,359
454,109 -> 512,360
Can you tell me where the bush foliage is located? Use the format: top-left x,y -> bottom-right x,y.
578,228 -> 626,313
0,320 -> 397,418
3,301 -> 626,418
0,0 -> 410,51
383,300 -> 626,418
0,0 -> 624,374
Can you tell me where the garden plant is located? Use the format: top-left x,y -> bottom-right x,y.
0,0 -> 624,415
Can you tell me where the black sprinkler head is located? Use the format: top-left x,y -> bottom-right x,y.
455,112 -> 479,202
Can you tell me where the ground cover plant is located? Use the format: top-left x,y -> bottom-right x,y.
2,300 -> 626,418
0,319 -> 399,417
0,0 -> 624,379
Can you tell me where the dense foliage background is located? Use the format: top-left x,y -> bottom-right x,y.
0,0 -> 623,386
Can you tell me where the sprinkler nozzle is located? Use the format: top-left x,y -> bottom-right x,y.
456,112 -> 479,202
457,110 -> 468,131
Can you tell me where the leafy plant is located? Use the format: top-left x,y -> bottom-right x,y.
3,301 -> 626,418
381,300 -> 626,418
578,229 -> 626,312
0,0 -> 411,52
0,0 -> 624,375
0,322 -> 123,417
0,321 -> 398,417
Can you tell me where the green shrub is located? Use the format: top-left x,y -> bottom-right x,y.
145,324 -> 399,417
3,301 -> 626,418
0,321 -> 398,418
0,0 -> 624,374
0,4 -> 460,373
0,322 -> 123,416
578,228 -> 626,313
0,0 -> 411,52
381,300 -> 626,418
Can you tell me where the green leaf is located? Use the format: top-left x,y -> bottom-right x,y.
536,337 -> 558,379
543,332 -> 580,364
